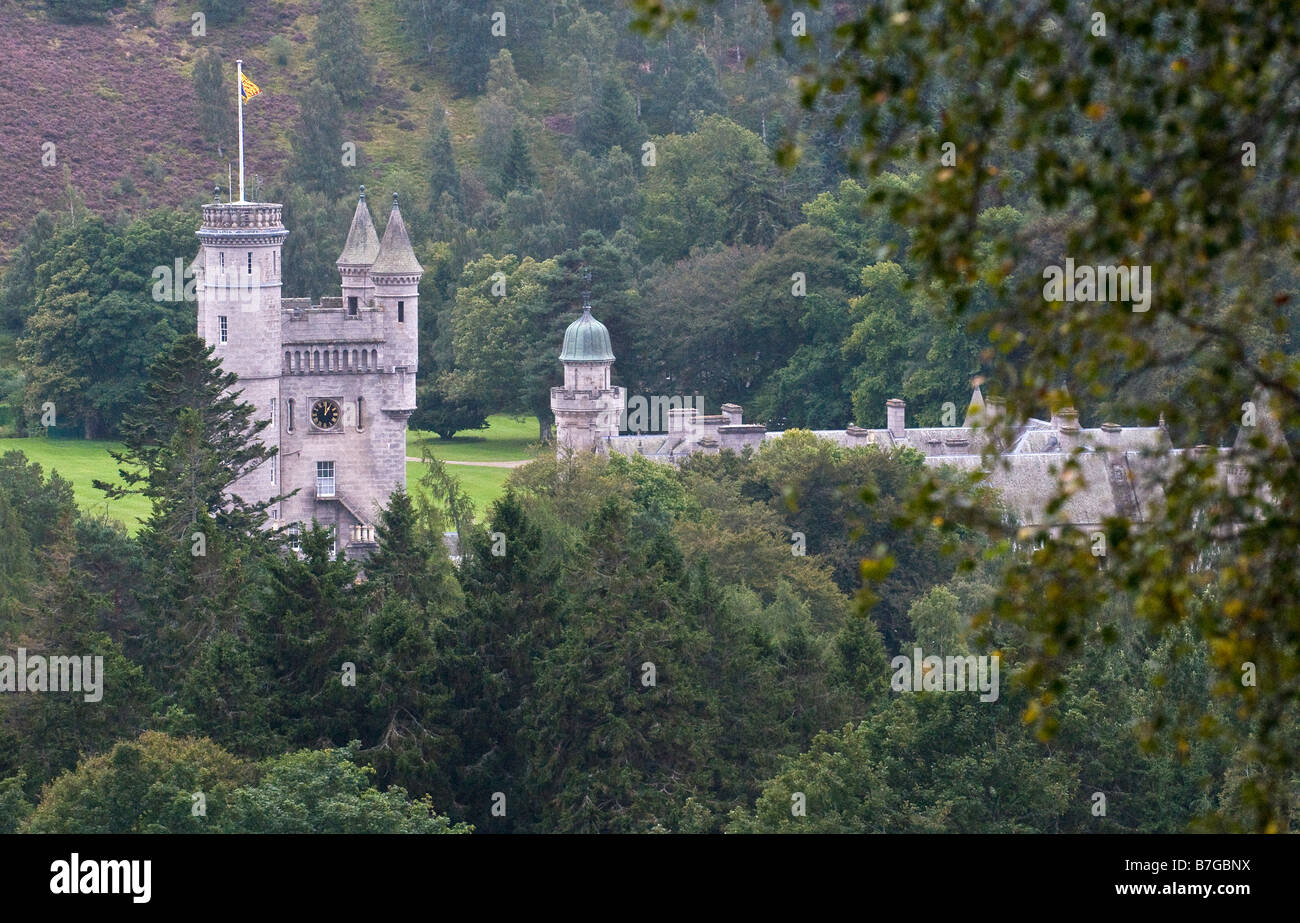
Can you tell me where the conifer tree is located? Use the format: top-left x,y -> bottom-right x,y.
192,48 -> 232,151
95,335 -> 280,671
313,0 -> 373,104
425,108 -> 463,215
289,81 -> 348,197
500,125 -> 537,194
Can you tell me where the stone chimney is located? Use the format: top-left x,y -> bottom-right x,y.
886,398 -> 906,438
1056,407 -> 1081,452
720,402 -> 743,426
667,406 -> 698,435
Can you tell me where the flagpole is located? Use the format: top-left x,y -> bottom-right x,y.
237,58 -> 245,203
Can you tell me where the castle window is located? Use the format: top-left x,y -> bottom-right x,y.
219,252 -> 225,268
356,397 -> 364,431
270,451 -> 276,486
287,399 -> 294,433
313,350 -> 320,370
247,252 -> 252,274
218,315 -> 228,344
372,348 -> 379,369
347,296 -> 358,316
287,523 -> 301,552
316,461 -> 335,498
397,300 -> 404,323
284,351 -> 290,371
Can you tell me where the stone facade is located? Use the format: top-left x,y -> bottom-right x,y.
196,189 -> 420,556
549,304 -> 1272,530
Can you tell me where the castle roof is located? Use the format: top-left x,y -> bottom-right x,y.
337,187 -> 380,266
560,306 -> 615,362
371,195 -> 423,277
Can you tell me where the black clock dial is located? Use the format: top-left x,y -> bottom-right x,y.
311,399 -> 340,429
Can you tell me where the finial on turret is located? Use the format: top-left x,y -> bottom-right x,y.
213,184 -> 220,202
392,193 -> 400,208
359,184 -> 366,200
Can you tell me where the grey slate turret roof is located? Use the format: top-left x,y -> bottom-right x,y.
559,306 -> 616,362
337,187 -> 380,266
371,195 -> 424,277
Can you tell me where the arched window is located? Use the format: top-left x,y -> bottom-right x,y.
284,351 -> 290,371
313,350 -> 320,370
371,349 -> 378,369
333,349 -> 340,369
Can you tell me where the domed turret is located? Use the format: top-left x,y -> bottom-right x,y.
559,305 -> 615,362
551,300 -> 623,453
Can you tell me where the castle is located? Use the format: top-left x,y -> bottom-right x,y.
547,303 -> 1258,530
196,188 -> 421,556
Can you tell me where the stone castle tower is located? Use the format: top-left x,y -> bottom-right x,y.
550,298 -> 624,452
196,187 -> 422,556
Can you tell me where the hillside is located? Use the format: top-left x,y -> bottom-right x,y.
0,0 -> 477,253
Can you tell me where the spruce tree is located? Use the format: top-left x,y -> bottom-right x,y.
313,0 -> 373,104
425,108 -> 463,215
500,126 -> 537,193
95,335 -> 281,672
98,334 -> 278,541
288,80 -> 348,197
577,76 -> 643,157
192,48 -> 232,151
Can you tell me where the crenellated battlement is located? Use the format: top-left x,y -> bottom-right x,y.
197,188 -> 421,560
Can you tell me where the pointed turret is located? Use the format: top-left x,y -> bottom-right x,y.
371,194 -> 423,278
337,186 -> 380,267
962,384 -> 987,427
337,187 -> 380,309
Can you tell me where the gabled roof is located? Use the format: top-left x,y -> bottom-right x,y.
371,195 -> 424,277
337,187 -> 380,266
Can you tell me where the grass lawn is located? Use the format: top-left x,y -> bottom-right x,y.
407,414 -> 542,463
406,414 -> 542,521
0,436 -> 150,532
405,461 -> 514,524
0,416 -> 539,534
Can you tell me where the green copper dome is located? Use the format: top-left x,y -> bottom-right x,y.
559,306 -> 615,362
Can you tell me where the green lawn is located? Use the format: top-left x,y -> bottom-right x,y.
1,415 -> 541,535
407,414 -> 542,463
0,436 -> 150,532
405,461 -> 514,524
405,415 -> 542,521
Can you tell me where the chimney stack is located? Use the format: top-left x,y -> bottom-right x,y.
886,398 -> 906,438
1056,407 -> 1081,452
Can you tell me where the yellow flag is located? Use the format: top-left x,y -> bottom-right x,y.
240,72 -> 261,101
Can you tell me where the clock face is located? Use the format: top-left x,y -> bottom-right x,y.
311,399 -> 341,429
